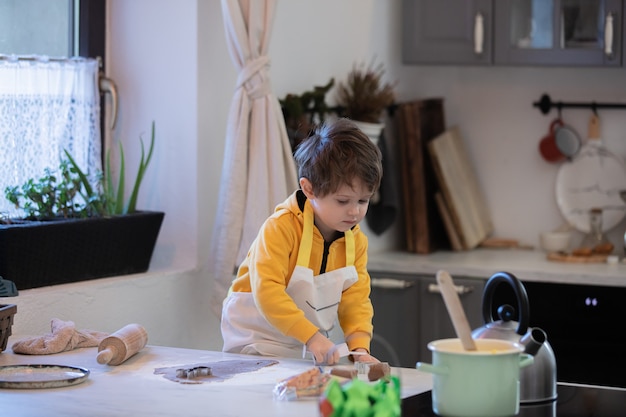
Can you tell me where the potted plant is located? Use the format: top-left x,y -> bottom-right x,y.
0,122 -> 164,290
335,60 -> 396,144
280,78 -> 335,151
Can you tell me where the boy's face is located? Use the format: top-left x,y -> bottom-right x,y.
300,177 -> 372,241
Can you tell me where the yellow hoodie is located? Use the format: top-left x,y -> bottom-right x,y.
229,190 -> 374,351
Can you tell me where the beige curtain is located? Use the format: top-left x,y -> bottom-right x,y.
208,0 -> 298,318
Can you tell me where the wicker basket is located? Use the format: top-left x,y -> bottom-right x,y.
0,304 -> 17,352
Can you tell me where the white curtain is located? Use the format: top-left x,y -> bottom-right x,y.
0,57 -> 101,218
208,0 -> 298,317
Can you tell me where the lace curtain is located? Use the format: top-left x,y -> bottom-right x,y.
0,57 -> 101,218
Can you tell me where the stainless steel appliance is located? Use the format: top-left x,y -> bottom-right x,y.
471,271 -> 557,404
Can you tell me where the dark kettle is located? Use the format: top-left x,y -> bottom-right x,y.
471,271 -> 557,404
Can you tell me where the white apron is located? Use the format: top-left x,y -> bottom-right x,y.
221,201 -> 358,358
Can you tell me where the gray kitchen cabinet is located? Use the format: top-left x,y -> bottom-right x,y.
368,272 -> 485,368
494,0 -> 622,66
402,0 -> 494,65
403,0 -> 623,67
369,274 -> 421,367
417,275 -> 485,362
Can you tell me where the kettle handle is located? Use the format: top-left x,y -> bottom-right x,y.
481,271 -> 530,335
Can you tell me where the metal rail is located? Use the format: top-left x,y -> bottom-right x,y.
533,93 -> 626,115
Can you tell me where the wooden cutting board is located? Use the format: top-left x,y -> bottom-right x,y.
435,192 -> 463,251
427,127 -> 493,249
547,252 -> 608,263
395,99 -> 450,254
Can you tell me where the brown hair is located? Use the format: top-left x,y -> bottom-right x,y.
294,118 -> 382,198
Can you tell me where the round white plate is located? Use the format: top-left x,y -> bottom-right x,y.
555,140 -> 626,233
0,364 -> 90,389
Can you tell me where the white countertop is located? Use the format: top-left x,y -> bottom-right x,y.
368,249 -> 626,287
0,337 -> 432,417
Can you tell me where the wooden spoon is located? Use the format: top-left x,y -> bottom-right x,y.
436,270 -> 477,350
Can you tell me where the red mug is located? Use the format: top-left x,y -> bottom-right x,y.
539,119 -> 565,163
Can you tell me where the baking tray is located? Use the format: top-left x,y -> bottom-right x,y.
0,364 -> 90,389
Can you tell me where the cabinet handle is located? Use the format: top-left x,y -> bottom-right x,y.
474,12 -> 484,55
428,283 -> 474,295
371,278 -> 415,289
604,13 -> 614,58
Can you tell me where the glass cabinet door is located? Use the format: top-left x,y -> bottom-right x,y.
508,0 -> 554,50
494,0 -> 622,66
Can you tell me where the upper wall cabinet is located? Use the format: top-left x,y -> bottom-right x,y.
403,0 -> 623,67
403,0 -> 494,65
495,0 -> 622,66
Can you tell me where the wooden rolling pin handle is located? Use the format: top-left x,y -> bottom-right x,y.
96,346 -> 117,365
97,323 -> 148,366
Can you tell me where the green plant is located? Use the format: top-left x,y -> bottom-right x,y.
3,122 -> 156,220
4,160 -> 98,220
71,120 -> 156,215
280,78 -> 335,130
280,79 -> 335,150
335,60 -> 396,123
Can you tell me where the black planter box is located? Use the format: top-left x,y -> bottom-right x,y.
0,211 -> 164,289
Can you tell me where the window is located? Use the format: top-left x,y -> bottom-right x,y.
0,0 -> 104,60
0,0 -> 105,218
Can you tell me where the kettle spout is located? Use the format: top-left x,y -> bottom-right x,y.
520,327 -> 547,356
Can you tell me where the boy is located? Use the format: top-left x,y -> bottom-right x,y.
221,118 -> 382,365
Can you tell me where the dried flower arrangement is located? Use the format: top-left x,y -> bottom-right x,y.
335,60 -> 396,124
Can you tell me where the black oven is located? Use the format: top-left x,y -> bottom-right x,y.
402,383 -> 626,417
490,279 -> 626,389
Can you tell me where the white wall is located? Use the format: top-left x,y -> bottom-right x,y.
9,0 -> 225,351
270,0 -> 626,252
7,0 -> 626,350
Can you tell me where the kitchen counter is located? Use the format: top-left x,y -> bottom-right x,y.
0,336 -> 432,417
368,249 -> 626,287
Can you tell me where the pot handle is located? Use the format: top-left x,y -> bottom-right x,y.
519,353 -> 534,369
416,362 -> 449,375
481,271 -> 530,336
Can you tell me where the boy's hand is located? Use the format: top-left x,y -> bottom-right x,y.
306,332 -> 339,365
351,348 -> 379,363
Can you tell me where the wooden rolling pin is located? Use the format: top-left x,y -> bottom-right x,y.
97,323 -> 148,365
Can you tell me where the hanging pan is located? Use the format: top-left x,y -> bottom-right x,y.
554,121 -> 582,160
539,118 -> 582,163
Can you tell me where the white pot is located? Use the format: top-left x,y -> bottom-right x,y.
352,120 -> 384,145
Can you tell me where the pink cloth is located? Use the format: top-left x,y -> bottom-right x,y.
12,318 -> 108,355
